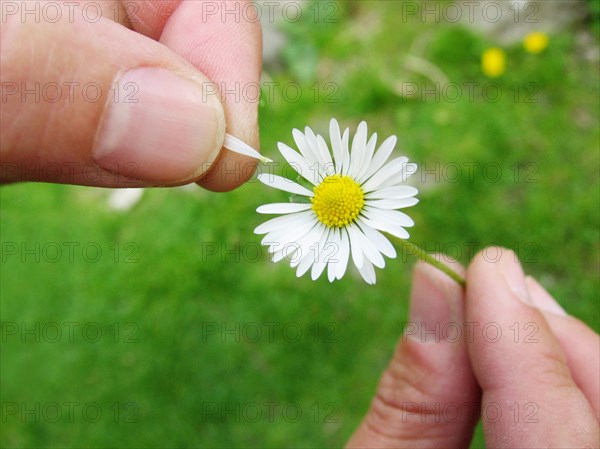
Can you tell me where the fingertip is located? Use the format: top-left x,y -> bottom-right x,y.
159,1 -> 263,192
196,149 -> 258,192
525,276 -> 568,316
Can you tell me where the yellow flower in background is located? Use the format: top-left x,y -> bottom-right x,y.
523,31 -> 549,54
482,48 -> 506,78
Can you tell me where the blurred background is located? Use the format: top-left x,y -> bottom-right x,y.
1,0 -> 599,447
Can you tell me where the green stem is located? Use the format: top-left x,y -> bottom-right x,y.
392,239 -> 466,287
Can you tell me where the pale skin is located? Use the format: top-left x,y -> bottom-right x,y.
1,2 -> 599,447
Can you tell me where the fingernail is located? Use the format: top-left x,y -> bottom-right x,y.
526,276 -> 568,316
498,250 -> 531,303
94,68 -> 224,183
408,263 -> 459,343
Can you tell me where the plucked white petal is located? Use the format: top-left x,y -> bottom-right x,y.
257,173 -> 314,197
223,134 -> 272,163
257,203 -> 312,214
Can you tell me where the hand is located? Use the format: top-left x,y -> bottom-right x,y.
1,0 -> 262,190
347,248 -> 599,448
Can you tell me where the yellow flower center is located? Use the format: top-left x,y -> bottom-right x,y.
311,174 -> 364,228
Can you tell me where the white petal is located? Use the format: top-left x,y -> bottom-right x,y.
107,188 -> 144,211
296,249 -> 316,277
353,225 -> 385,268
376,162 -> 419,189
263,216 -> 318,252
336,229 -> 351,279
356,218 -> 396,258
277,142 -> 319,185
290,223 -> 326,267
346,224 -> 364,269
272,245 -> 296,263
365,186 -> 419,200
363,207 -> 415,227
316,134 -> 335,175
348,121 -> 368,178
257,173 -> 314,197
271,223 -> 320,262
293,128 -> 318,165
359,135 -> 397,183
355,133 -> 377,181
327,229 -> 341,282
310,228 -> 331,280
360,216 -> 410,240
257,203 -> 312,214
341,128 -> 350,174
255,210 -> 313,235
361,157 -> 409,193
329,118 -> 344,172
304,127 -> 324,167
358,258 -> 376,285
223,134 -> 272,163
366,197 -> 419,209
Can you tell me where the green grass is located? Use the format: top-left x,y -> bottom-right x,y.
1,1 -> 599,447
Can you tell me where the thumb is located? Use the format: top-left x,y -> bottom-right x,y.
1,10 -> 225,186
347,258 -> 479,448
465,248 -> 599,448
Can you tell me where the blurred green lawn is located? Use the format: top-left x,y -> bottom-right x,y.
1,1 -> 599,448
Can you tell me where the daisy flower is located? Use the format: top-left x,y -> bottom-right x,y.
253,119 -> 419,284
